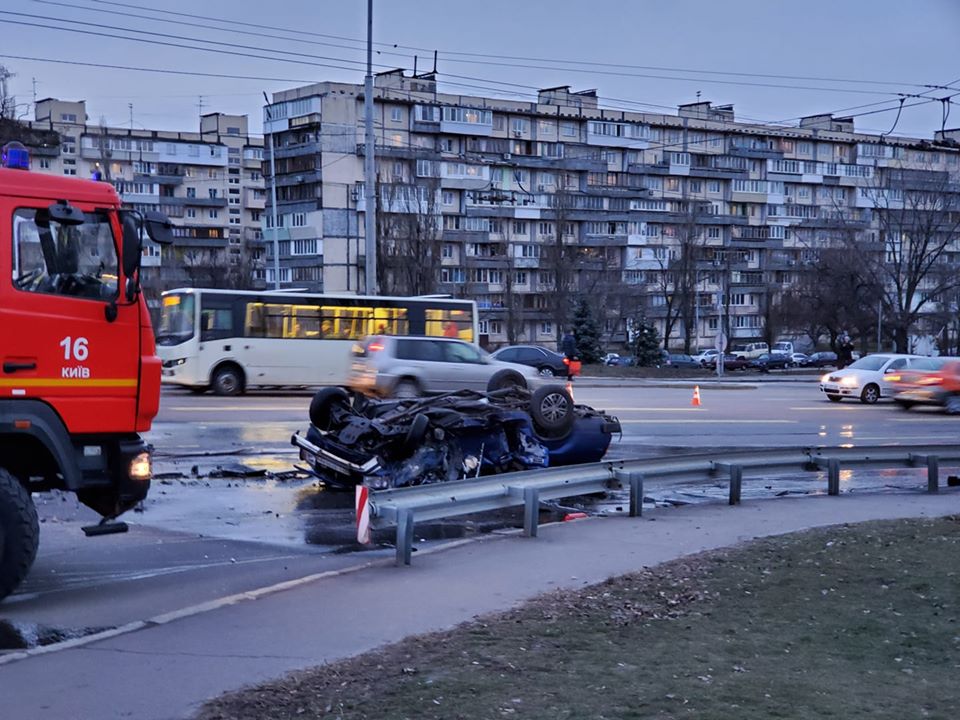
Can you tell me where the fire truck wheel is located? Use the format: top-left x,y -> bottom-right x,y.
211,364 -> 244,396
0,468 -> 40,601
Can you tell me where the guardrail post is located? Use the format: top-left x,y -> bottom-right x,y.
523,487 -> 540,537
728,465 -> 742,505
615,470 -> 644,516
396,508 -> 414,566
827,458 -> 840,496
911,454 -> 940,493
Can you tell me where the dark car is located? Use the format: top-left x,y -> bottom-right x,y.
491,345 -> 568,377
707,353 -> 750,371
807,351 -> 838,368
661,352 -> 701,369
292,385 -> 621,490
749,352 -> 792,371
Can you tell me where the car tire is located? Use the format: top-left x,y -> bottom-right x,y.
529,385 -> 575,436
944,395 -> 960,415
211,364 -> 243,396
894,400 -> 914,411
826,394 -> 842,403
400,414 -> 430,456
860,384 -> 880,404
393,379 -> 420,398
309,387 -> 350,430
537,366 -> 556,377
487,370 -> 526,392
0,468 -> 40,601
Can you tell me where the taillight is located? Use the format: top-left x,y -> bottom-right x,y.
918,375 -> 944,385
367,336 -> 385,353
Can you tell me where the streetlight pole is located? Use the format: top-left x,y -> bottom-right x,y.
363,0 -> 378,295
262,92 -> 281,291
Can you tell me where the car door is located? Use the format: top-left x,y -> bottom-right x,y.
880,357 -> 910,396
441,341 -> 487,391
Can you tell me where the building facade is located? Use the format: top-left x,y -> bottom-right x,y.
27,98 -> 267,305
261,71 -> 960,352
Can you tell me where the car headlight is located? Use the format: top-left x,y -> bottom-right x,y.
128,452 -> 152,481
840,376 -> 858,387
821,373 -> 832,382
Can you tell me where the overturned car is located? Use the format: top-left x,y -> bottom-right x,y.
292,385 -> 621,490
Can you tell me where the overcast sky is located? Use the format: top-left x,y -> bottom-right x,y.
2,0 -> 958,139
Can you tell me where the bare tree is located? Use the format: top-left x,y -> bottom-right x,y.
375,178 -> 442,296
176,246 -> 257,290
544,170 -> 578,341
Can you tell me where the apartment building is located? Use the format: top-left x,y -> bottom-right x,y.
259,73 -> 959,349
28,98 -> 266,301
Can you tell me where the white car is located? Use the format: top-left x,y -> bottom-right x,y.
692,349 -> 720,367
819,353 -> 921,404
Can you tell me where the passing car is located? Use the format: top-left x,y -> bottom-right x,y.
806,351 -> 838,368
749,352 -> 792,372
661,352 -> 701,369
349,336 -> 541,398
892,359 -> 960,413
292,385 -> 622,489
491,345 -> 568,377
819,353 -> 920,404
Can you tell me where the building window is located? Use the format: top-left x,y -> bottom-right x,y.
511,118 -> 528,135
512,220 -> 527,235
442,190 -> 456,206
441,243 -> 454,258
514,271 -> 528,285
561,122 -> 577,137
390,107 -> 403,122
186,187 -> 196,198
186,208 -> 197,218
540,321 -> 553,335
707,181 -> 721,193
208,210 -> 219,219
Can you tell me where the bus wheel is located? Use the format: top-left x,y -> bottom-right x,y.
0,468 -> 40,601
211,365 -> 244,396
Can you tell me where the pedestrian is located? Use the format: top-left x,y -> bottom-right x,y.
560,328 -> 581,381
443,321 -> 459,338
837,331 -> 854,369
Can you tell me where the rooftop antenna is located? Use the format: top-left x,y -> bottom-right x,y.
413,55 -> 417,76
432,50 -> 438,74
128,102 -> 133,130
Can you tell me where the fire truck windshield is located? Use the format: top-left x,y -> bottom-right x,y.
157,292 -> 196,345
12,208 -> 119,301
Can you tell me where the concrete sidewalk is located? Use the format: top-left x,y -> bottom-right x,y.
3,490 -> 958,720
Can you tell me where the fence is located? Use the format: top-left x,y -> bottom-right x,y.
368,444 -> 960,565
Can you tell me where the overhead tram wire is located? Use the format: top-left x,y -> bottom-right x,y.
58,0 -> 948,94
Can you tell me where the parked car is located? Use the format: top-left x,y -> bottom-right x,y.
705,353 -> 750,371
749,352 -> 792,372
349,336 -> 541,398
731,342 -> 770,360
491,345 -> 568,377
819,353 -> 921,404
790,352 -> 810,367
772,341 -> 796,356
692,349 -> 720,367
293,385 -> 622,489
892,358 -> 960,413
602,352 -> 621,366
661,352 -> 701,369
806,351 -> 838,368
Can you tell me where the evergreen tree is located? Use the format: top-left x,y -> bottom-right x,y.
571,297 -> 603,363
632,315 -> 663,367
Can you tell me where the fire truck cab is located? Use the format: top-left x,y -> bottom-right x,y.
0,142 -> 172,600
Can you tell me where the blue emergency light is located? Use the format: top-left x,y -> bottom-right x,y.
1,141 -> 30,170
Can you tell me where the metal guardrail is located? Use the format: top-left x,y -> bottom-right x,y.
369,444 -> 960,565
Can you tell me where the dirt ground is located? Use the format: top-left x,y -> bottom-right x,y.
198,515 -> 960,720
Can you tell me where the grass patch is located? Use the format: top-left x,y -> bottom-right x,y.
199,517 -> 960,719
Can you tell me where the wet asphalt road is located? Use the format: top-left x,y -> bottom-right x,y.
3,378 -> 958,651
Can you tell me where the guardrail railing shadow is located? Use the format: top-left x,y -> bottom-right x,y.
368,444 -> 960,565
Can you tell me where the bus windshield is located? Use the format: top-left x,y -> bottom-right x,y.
157,293 -> 196,346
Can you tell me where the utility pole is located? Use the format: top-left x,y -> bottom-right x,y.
363,0 -> 378,295
262,91 -> 281,291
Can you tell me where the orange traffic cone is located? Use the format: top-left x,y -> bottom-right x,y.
691,385 -> 702,407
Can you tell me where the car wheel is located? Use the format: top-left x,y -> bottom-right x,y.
827,394 -> 842,403
211,364 -> 243,396
0,468 -> 40,601
400,414 -> 430,456
894,400 -> 914,411
393,379 -> 420,398
309,387 -> 351,430
944,395 -> 960,415
860,384 -> 880,404
529,385 -> 575,436
487,370 -> 526,392
537,366 -> 556,377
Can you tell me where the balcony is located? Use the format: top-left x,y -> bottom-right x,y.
163,196 -> 229,208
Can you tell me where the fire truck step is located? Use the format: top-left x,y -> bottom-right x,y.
82,521 -> 129,537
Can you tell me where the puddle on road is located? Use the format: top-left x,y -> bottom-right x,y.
0,620 -> 113,651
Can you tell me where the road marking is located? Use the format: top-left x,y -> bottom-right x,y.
618,419 -> 798,424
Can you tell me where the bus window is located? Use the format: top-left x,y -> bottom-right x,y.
200,307 -> 234,341
425,308 -> 474,342
290,304 -> 321,338
371,307 -> 409,337
321,305 -> 374,340
245,302 -> 266,337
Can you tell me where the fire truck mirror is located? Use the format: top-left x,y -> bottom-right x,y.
120,212 -> 142,285
47,200 -> 85,226
143,210 -> 174,245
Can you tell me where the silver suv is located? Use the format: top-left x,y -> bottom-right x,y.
349,336 -> 542,397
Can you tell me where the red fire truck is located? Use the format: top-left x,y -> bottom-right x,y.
0,142 -> 171,600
